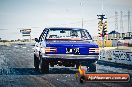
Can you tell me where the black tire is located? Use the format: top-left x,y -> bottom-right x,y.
88,63 -> 96,72
34,54 -> 40,70
40,58 -> 49,74
80,76 -> 85,83
76,64 -> 80,69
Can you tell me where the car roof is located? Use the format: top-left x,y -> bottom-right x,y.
45,27 -> 86,30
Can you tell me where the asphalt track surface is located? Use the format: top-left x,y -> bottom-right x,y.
0,43 -> 132,87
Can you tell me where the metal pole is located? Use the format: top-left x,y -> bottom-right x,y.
30,33 -> 31,42
102,36 -> 104,48
80,2 -> 84,28
101,0 -> 104,11
82,18 -> 83,28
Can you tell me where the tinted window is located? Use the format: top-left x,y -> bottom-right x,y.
46,28 -> 92,40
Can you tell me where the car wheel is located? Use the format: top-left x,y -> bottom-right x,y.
34,54 -> 40,70
88,63 -> 96,72
76,64 -> 80,69
79,76 -> 85,83
40,58 -> 49,74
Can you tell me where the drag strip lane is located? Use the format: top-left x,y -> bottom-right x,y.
0,43 -> 132,87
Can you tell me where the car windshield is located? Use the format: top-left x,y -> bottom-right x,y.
46,29 -> 92,40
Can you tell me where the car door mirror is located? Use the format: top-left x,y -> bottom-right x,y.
35,38 -> 39,42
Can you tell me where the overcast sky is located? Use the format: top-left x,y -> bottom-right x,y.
0,0 -> 132,40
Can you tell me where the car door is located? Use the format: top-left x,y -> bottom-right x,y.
34,40 -> 41,58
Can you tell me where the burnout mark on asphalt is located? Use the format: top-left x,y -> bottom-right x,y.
0,68 -> 41,75
0,68 -> 77,75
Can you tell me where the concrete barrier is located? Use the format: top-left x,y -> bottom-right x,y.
99,49 -> 132,65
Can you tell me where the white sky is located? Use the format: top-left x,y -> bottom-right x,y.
0,0 -> 132,40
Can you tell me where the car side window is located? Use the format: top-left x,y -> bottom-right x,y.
39,29 -> 49,42
86,30 -> 92,40
41,33 -> 45,41
43,29 -> 48,40
39,36 -> 42,42
81,30 -> 87,38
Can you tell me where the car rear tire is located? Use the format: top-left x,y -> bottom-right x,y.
76,64 -> 80,69
88,63 -> 96,72
80,76 -> 85,83
40,58 -> 49,74
34,54 -> 40,70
